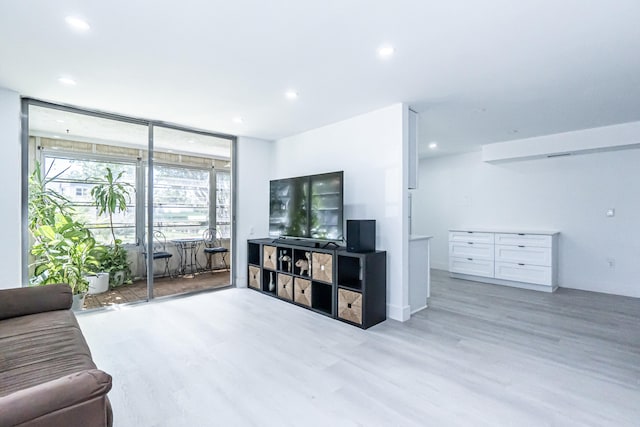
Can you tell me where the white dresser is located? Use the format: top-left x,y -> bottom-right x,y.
449,228 -> 559,292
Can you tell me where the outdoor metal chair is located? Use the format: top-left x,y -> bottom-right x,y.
202,228 -> 228,271
143,230 -> 174,278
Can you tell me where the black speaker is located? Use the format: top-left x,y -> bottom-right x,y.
347,220 -> 376,253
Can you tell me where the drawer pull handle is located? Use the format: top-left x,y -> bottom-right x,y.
467,231 -> 473,234
518,245 -> 525,248
467,242 -> 474,245
518,263 -> 525,266
518,233 -> 525,236
467,258 -> 473,261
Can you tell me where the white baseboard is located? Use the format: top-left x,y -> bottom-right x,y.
387,303 -> 411,322
235,274 -> 248,288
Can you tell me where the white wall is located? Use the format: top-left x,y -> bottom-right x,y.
0,87 -> 22,289
234,136 -> 272,287
413,148 -> 640,298
272,104 -> 410,320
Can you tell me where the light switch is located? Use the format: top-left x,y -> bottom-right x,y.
606,208 -> 615,217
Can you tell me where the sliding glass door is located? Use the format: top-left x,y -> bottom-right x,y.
146,126 -> 232,299
24,100 -> 234,310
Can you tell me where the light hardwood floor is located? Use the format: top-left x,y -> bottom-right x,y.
78,270 -> 640,426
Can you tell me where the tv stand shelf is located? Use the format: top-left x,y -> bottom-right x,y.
247,238 -> 387,329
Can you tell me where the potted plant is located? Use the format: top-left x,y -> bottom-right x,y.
90,167 -> 134,286
28,163 -> 101,309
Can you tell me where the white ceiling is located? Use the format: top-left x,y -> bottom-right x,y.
1,0 -> 639,158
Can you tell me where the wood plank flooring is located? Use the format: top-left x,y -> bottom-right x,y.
77,270 -> 640,426
84,270 -> 231,309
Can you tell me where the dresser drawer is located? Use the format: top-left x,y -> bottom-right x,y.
495,233 -> 552,248
449,242 -> 494,260
494,245 -> 552,266
449,231 -> 494,244
495,262 -> 552,286
449,257 -> 494,278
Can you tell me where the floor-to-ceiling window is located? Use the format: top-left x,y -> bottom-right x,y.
25,101 -> 235,309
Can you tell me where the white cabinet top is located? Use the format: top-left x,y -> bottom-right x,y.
449,228 -> 560,236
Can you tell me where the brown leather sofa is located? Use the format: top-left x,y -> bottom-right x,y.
0,284 -> 113,427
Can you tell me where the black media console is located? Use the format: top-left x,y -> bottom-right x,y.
247,238 -> 387,329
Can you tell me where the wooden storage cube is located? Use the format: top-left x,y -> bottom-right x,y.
263,245 -> 277,270
338,288 -> 363,325
294,277 -> 312,307
312,252 -> 333,283
248,265 -> 261,289
277,273 -> 293,300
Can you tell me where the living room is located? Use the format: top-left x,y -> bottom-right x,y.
1,1 -> 639,426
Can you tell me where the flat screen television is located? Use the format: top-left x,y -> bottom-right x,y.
269,171 -> 344,241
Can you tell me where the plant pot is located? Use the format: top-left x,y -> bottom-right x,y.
72,292 -> 87,311
88,272 -> 109,295
112,270 -> 125,287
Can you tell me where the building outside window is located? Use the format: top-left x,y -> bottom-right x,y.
42,154 -> 226,246
216,170 -> 231,239
43,156 -> 137,244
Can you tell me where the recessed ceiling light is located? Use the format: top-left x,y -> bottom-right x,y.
52,135 -> 61,139
233,117 -> 244,124
285,90 -> 298,100
428,142 -> 438,149
58,77 -> 76,86
65,16 -> 90,31
378,45 -> 395,58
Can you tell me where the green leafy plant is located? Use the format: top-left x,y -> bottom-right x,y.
28,162 -> 72,229
28,162 -> 100,295
30,213 -> 102,294
90,167 -> 134,285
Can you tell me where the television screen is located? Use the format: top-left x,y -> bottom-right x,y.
269,171 -> 343,241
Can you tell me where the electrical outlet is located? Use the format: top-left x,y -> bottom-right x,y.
606,257 -> 615,268
606,208 -> 615,217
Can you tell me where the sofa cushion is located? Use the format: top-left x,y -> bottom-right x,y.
0,310 -> 96,397
0,284 -> 72,321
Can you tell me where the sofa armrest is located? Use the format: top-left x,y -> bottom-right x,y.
0,369 -> 112,427
0,284 -> 72,320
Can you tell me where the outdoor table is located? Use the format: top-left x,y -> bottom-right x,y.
172,238 -> 203,276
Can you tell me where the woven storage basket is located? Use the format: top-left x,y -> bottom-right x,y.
294,277 -> 312,307
312,252 -> 333,283
338,289 -> 363,325
277,273 -> 293,300
248,265 -> 261,289
263,245 -> 277,270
